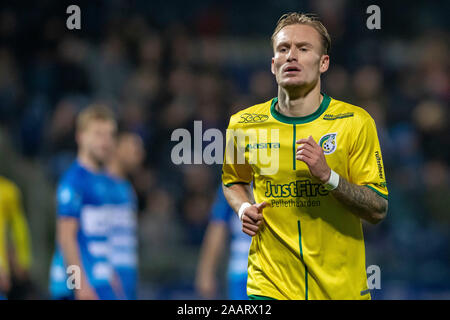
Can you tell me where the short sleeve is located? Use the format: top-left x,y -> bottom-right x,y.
222,118 -> 253,187
348,116 -> 388,200
56,182 -> 83,218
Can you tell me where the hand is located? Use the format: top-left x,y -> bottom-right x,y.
75,279 -> 98,300
296,135 -> 331,183
195,272 -> 217,299
242,202 -> 268,236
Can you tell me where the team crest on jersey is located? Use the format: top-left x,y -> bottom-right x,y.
319,133 -> 337,155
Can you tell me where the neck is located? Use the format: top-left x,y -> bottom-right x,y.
77,151 -> 102,172
277,80 -> 323,118
107,158 -> 125,179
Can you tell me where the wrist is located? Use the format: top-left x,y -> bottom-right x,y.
323,169 -> 340,191
238,202 -> 252,221
321,168 -> 332,184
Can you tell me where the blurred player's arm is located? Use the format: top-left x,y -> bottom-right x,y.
110,270 -> 126,300
0,215 -> 10,294
7,186 -> 32,280
0,268 -> 8,295
195,221 -> 228,299
57,218 -> 98,300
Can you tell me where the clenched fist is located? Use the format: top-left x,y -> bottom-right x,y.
296,135 -> 331,183
241,202 -> 268,236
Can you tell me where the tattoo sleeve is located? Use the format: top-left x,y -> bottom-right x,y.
330,176 -> 388,224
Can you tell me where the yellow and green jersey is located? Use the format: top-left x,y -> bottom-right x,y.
0,177 -> 32,276
222,93 -> 388,300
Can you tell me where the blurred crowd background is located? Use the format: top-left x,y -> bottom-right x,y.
0,0 -> 448,299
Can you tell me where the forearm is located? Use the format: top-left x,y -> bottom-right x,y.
58,233 -> 80,269
57,221 -> 89,285
295,136 -> 388,224
0,252 -> 8,276
197,223 -> 227,276
59,237 -> 86,278
10,212 -> 32,270
330,176 -> 388,224
222,184 -> 254,214
0,233 -> 8,275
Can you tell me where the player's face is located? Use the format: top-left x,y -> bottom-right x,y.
271,24 -> 329,90
117,134 -> 145,173
80,120 -> 116,165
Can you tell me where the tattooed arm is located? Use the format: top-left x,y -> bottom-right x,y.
296,135 -> 388,225
330,177 -> 388,224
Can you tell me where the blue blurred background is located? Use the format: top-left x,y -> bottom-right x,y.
0,0 -> 448,299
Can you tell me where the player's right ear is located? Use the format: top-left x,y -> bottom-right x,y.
319,55 -> 330,74
271,57 -> 275,75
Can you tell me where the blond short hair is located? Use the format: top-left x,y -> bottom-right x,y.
271,12 -> 331,55
76,104 -> 116,132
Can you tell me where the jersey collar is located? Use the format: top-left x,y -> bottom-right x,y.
270,93 -> 331,125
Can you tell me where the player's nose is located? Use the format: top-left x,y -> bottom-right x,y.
286,47 -> 298,62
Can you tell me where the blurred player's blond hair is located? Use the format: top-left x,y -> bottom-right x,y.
76,104 -> 117,133
271,12 -> 331,55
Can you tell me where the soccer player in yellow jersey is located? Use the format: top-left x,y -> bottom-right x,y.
222,13 -> 388,300
0,176 -> 32,299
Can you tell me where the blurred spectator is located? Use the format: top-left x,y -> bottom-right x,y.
422,160 -> 450,228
